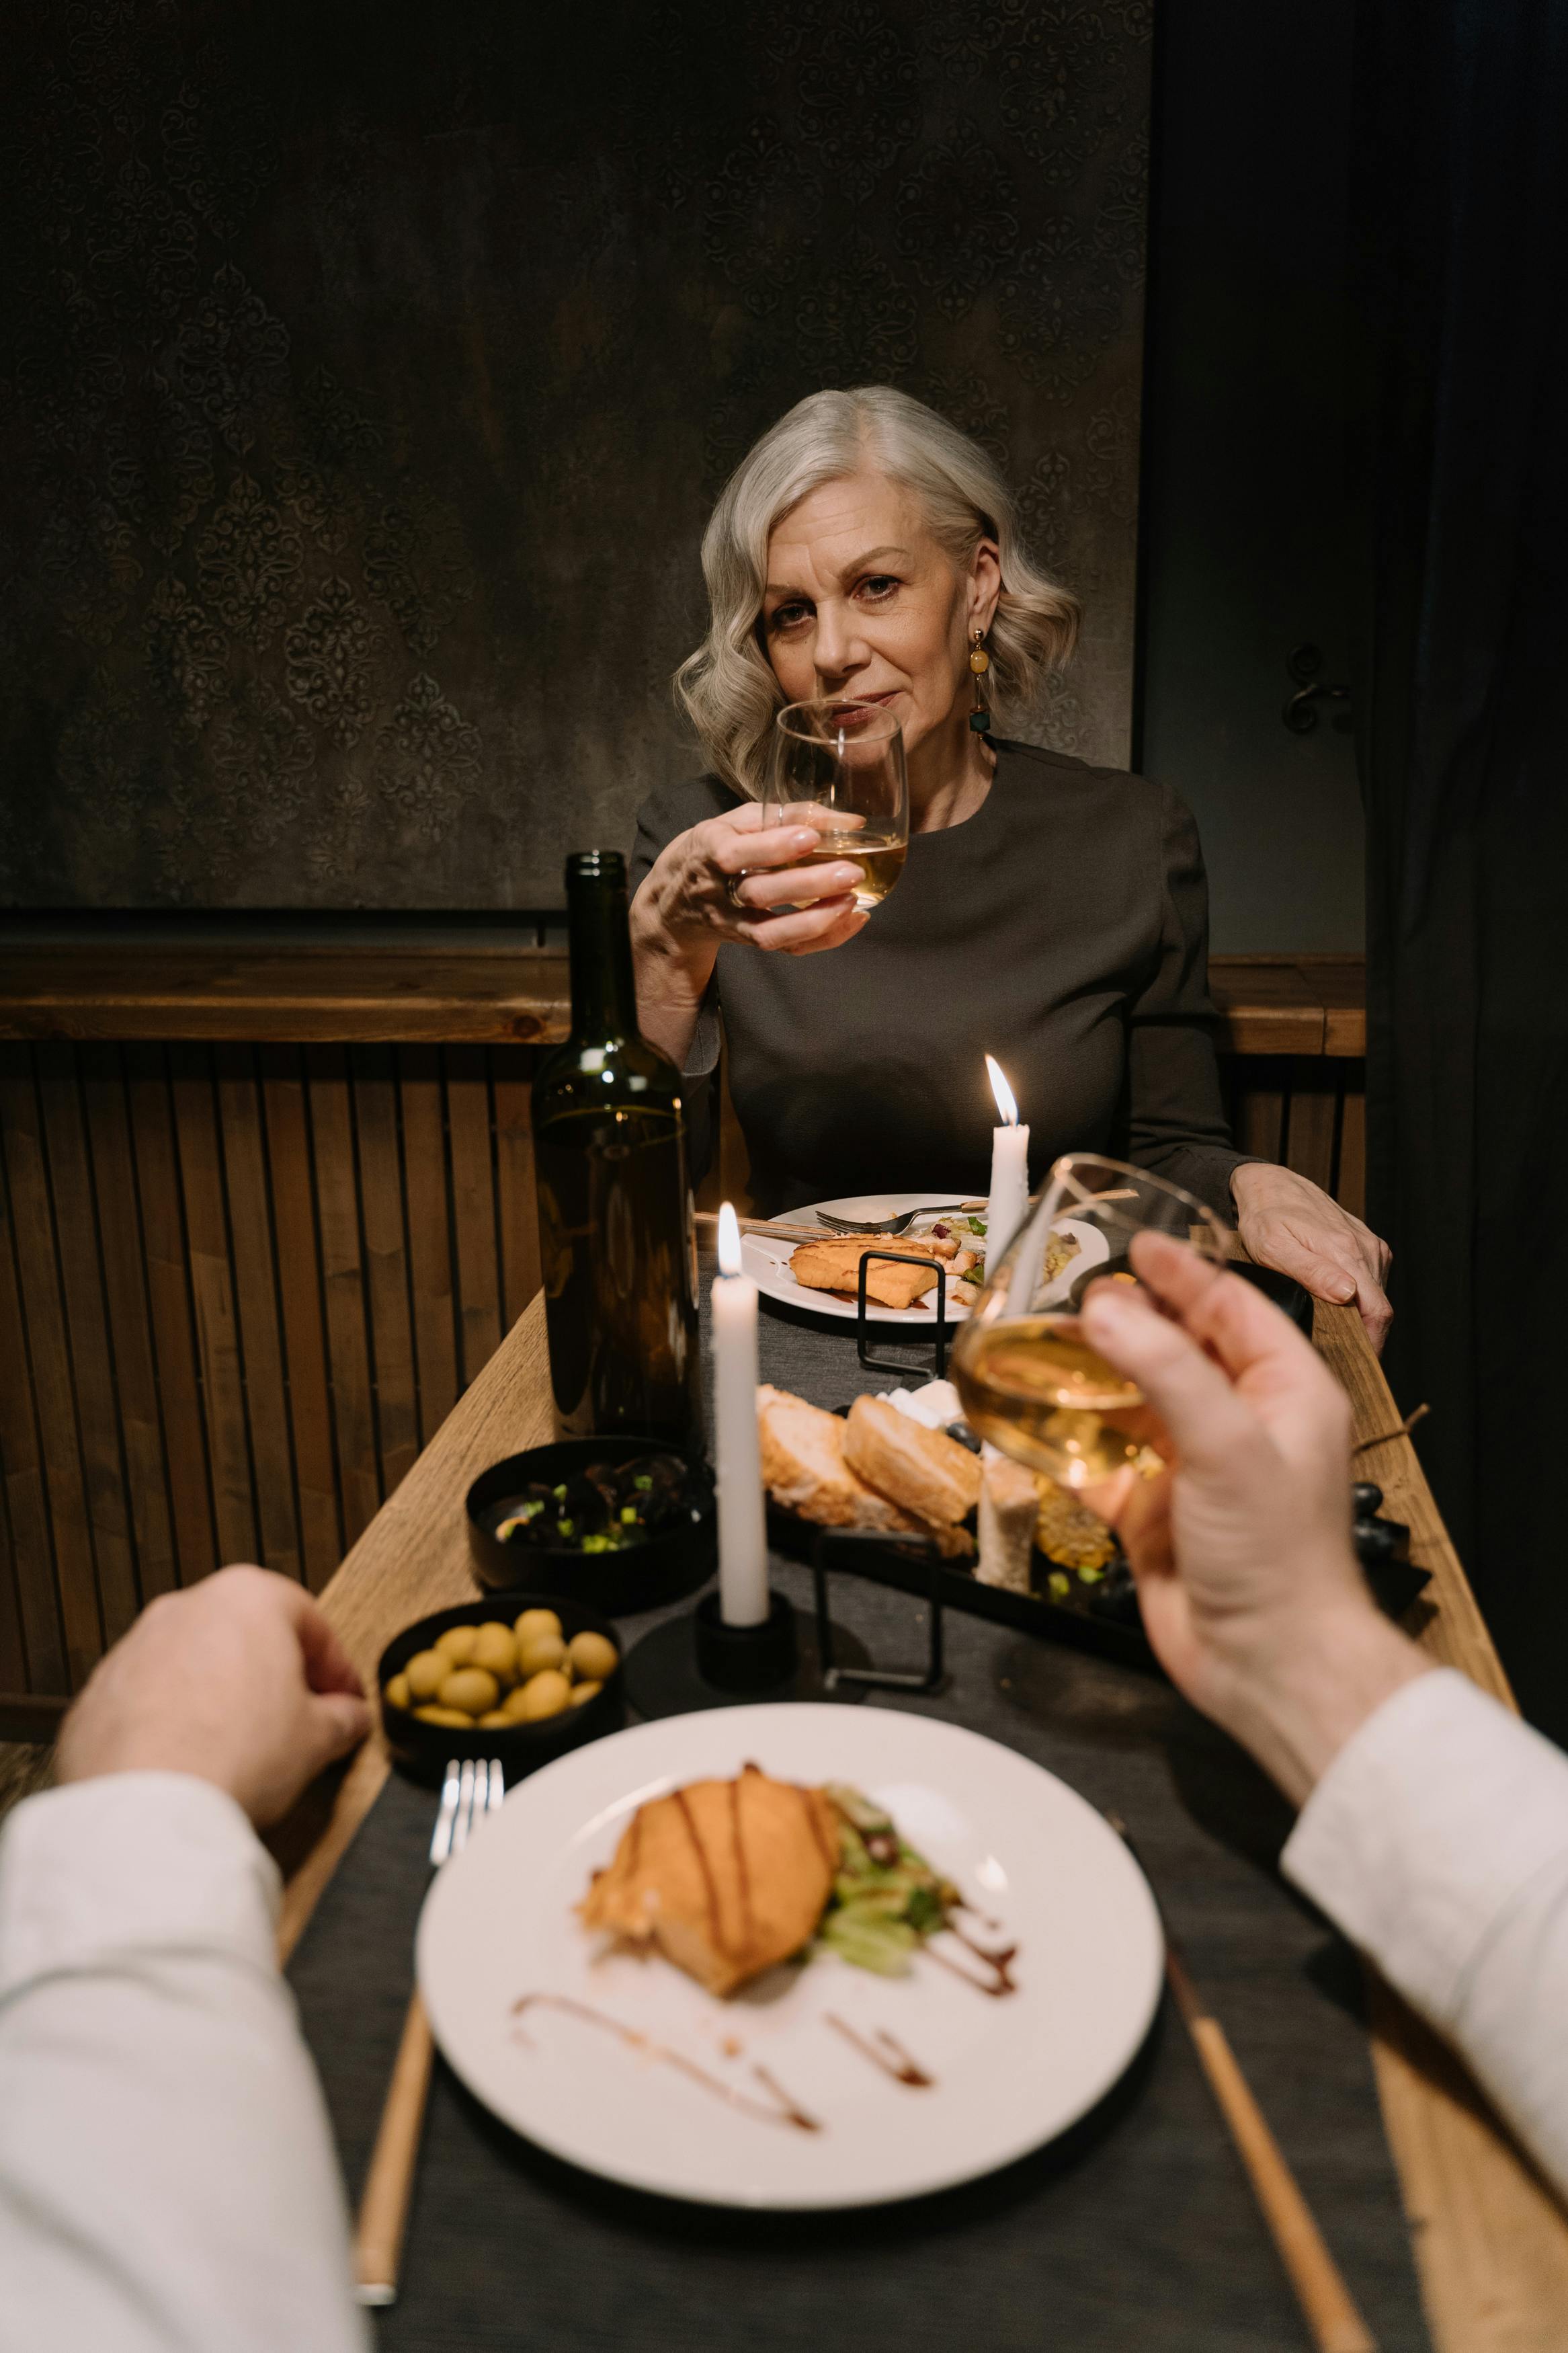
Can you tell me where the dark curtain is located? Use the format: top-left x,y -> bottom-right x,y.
1352,0 -> 1568,1741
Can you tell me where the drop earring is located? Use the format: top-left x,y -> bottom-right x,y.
968,627 -> 991,734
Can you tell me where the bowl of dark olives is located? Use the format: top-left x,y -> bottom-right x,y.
465,1437 -> 716,1614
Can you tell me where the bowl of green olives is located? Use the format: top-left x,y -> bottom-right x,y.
378,1592 -> 625,1786
465,1437 -> 716,1615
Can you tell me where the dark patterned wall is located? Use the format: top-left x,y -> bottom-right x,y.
0,0 -> 1151,910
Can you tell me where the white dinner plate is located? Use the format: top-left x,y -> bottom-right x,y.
417,1704 -> 1163,2210
741,1194 -> 1110,1328
742,1191 -> 983,1326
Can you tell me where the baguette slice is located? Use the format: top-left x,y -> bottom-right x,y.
977,1457 -> 1039,1595
842,1394 -> 982,1527
757,1386 -> 975,1558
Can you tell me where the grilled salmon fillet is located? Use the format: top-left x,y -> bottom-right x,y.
579,1763 -> 841,1997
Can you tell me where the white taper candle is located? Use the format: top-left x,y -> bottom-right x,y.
712,1202 -> 770,1627
983,1054 -> 1031,1269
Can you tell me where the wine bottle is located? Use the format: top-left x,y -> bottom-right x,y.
532,850 -> 702,1447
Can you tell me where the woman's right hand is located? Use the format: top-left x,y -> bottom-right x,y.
630,805 -> 870,1064
633,803 -> 870,970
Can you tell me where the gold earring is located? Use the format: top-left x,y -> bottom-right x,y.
968,627 -> 991,735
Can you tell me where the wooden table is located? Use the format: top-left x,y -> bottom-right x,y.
278,1292 -> 1568,2352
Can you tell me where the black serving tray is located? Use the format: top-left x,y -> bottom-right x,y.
769,1383 -> 1432,1676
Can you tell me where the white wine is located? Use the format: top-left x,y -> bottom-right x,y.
792,832 -> 907,909
952,1312 -> 1151,1488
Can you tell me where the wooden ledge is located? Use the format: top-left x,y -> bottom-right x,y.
0,939 -> 1364,1056
0,943 -> 572,1046
1208,956 -> 1366,1058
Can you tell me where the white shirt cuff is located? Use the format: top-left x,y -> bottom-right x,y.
1281,1668 -> 1568,2027
0,1773 -> 280,1996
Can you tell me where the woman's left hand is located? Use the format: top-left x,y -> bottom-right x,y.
1229,1162 -> 1393,1352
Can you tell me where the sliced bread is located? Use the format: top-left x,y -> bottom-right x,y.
842,1394 -> 983,1527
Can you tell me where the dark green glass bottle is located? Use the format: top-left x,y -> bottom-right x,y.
532,851 -> 702,1447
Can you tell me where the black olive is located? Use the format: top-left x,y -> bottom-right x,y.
1352,1481 -> 1384,1516
1354,1515 -> 1410,1567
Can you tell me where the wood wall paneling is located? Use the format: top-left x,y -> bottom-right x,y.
169,1047 -> 260,1571
35,1045 -> 140,1645
125,1047 -> 218,1585
215,1049 -> 301,1581
77,1047 -> 179,1603
0,1070 -> 67,1691
351,1047 -> 421,1498
0,1050 -> 105,1686
259,1048 -> 343,1591
492,1047 -> 542,1336
445,1047 -> 503,1390
398,1047 -> 460,1448
306,1047 -> 381,1552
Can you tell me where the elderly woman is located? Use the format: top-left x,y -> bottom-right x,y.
629,387 -> 1391,1342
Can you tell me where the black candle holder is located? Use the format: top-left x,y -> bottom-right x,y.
622,1587 -> 870,1718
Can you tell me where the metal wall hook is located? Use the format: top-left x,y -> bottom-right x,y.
1283,643 -> 1351,733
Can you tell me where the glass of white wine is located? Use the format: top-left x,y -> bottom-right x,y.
950,1154 -> 1228,1491
764,698 -> 910,911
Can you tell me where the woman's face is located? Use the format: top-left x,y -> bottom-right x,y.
761,470 -> 999,760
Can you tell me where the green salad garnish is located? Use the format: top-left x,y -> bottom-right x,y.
817,1783 -> 958,1977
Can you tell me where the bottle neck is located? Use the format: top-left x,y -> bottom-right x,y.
567,869 -> 640,1043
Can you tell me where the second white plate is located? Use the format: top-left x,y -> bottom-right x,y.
742,1192 -> 982,1326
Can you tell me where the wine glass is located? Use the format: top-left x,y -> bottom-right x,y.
764,698 -> 910,912
950,1154 -> 1228,1491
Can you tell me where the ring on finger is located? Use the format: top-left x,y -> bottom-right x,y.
727,873 -> 749,911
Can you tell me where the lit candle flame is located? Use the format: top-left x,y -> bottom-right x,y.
985,1055 -> 1018,1127
717,1199 -> 743,1277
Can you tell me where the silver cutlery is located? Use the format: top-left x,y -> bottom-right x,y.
354,1757 -> 505,2306
812,1201 -> 983,1236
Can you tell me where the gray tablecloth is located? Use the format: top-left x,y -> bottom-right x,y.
288,1286 -> 1430,2351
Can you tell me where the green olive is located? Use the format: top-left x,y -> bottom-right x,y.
567,1630 -> 618,1683
470,1624 -> 519,1687
437,1667 -> 501,1717
405,1649 -> 446,1702
513,1607 -> 563,1648
515,1669 -> 571,1722
517,1631 -> 567,1679
415,1705 -> 473,1728
383,1671 -> 412,1711
568,1678 -> 603,1709
434,1626 -> 480,1666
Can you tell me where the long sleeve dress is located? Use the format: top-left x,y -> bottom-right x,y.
631,738 -> 1251,1218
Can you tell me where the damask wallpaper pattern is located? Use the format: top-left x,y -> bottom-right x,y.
0,0 -> 1151,908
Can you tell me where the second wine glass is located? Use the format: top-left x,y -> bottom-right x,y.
950,1154 -> 1228,1491
766,698 -> 910,912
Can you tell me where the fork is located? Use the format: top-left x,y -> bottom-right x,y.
354,1757 -> 505,2307
813,1201 -> 983,1235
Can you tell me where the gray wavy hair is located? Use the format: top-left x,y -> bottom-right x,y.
675,385 -> 1081,795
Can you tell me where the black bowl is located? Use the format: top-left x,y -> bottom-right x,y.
378,1591 -> 626,1788
465,1437 -> 716,1615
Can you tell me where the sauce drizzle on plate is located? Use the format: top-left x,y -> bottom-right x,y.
510,1993 -> 821,2132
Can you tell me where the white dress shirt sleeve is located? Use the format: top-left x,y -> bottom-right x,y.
0,1772 -> 368,2353
1282,1667 -> 1568,2196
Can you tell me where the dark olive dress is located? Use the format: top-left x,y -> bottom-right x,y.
630,738 -> 1250,1220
